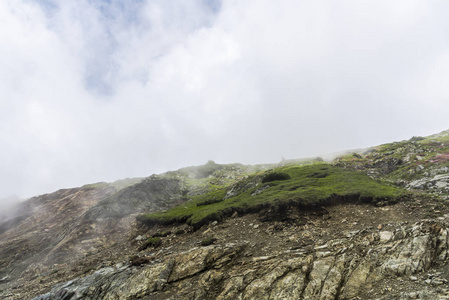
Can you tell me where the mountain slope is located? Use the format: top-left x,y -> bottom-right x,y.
335,129 -> 449,195
1,130 -> 449,299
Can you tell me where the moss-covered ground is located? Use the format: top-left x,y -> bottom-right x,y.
335,130 -> 449,182
137,163 -> 406,229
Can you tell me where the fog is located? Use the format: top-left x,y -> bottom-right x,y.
0,195 -> 21,222
1,0 -> 449,200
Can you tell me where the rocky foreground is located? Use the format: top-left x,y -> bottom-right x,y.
32,202 -> 449,300
12,199 -> 449,299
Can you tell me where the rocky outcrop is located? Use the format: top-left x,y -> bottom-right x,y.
0,186 -> 119,287
0,177 -> 192,298
33,219 -> 449,300
83,178 -> 186,221
224,175 -> 262,199
408,174 -> 449,194
33,244 -> 246,300
334,134 -> 449,198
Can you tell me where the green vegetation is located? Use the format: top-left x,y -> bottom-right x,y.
196,197 -> 224,206
139,237 -> 162,250
137,163 -> 406,229
200,236 -> 217,246
409,136 -> 425,142
161,161 -> 264,197
335,130 -> 449,182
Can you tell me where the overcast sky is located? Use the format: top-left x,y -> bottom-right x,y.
1,0 -> 449,200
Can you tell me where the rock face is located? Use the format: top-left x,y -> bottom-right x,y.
408,174 -> 449,193
0,177 -> 190,297
30,219 -> 449,300
83,178 -> 186,221
0,186 -> 117,286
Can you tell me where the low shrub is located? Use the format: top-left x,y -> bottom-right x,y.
409,136 -> 425,142
130,255 -> 151,266
152,231 -> 171,238
197,198 -> 223,206
200,236 -> 217,246
262,172 -> 291,183
140,237 -> 162,250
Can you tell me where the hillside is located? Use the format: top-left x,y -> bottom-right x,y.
1,131 -> 449,299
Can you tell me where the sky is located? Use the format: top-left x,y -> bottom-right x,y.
1,0 -> 449,200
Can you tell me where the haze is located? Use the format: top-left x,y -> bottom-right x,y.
1,0 -> 449,200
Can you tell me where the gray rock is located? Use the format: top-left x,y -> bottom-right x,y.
379,231 -> 393,243
33,220 -> 449,300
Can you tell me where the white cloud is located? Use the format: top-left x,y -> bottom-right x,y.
1,0 -> 449,199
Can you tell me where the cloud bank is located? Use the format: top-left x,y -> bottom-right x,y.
1,0 -> 449,199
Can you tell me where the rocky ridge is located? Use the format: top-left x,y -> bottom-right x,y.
335,130 -> 449,197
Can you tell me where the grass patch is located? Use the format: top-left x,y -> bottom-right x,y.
196,196 -> 224,206
137,163 -> 406,229
139,237 -> 162,250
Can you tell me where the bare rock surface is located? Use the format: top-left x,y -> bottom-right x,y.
10,199 -> 449,300
28,216 -> 449,300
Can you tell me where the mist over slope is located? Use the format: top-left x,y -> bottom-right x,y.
1,129 -> 449,299
2,0 -> 449,202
